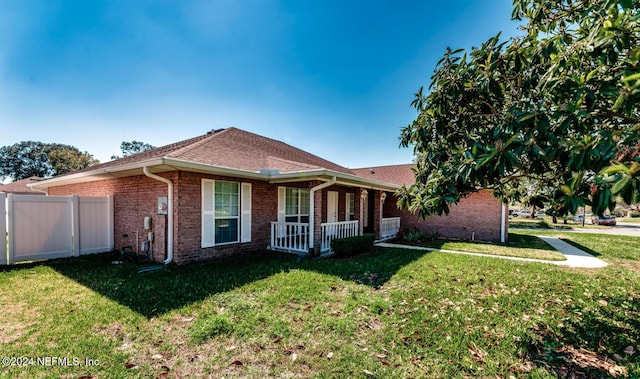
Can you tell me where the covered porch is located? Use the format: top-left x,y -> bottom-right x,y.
268,182 -> 401,255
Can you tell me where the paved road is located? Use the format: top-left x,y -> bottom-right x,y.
514,222 -> 640,237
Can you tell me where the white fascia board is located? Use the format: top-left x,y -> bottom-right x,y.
161,158 -> 268,180
28,158 -> 165,190
28,156 -> 400,193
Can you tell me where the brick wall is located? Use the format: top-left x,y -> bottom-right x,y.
48,173 -> 175,261
319,184 -> 359,223
173,172 -> 278,264
47,172 -> 506,263
49,171 -> 287,264
385,189 -> 507,242
309,184 -> 360,252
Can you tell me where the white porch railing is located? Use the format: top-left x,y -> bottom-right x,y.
320,220 -> 359,252
380,217 -> 401,240
270,222 -> 309,254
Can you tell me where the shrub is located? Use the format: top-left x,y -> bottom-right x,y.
403,230 -> 426,243
330,234 -> 375,257
400,228 -> 438,243
189,314 -> 233,343
631,211 -> 640,218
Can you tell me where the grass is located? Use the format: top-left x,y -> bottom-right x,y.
417,233 -> 566,261
618,217 -> 640,223
0,233 -> 639,378
510,215 -> 640,228
509,216 -> 614,230
512,229 -> 640,262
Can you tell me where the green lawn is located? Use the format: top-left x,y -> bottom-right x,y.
1,233 -> 639,378
510,215 -> 640,228
512,229 -> 640,262
618,217 -> 640,223
509,216 -> 615,230
418,233 -> 566,261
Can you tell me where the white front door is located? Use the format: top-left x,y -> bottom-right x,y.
327,191 -> 338,223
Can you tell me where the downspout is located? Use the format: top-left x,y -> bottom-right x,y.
500,203 -> 507,243
308,176 -> 337,253
143,167 -> 174,265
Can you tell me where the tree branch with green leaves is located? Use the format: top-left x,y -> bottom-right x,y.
400,0 -> 639,217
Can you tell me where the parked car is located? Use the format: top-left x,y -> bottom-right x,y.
517,210 -> 532,217
591,215 -> 616,226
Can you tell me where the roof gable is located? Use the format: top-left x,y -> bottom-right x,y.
168,128 -> 353,174
54,127 -> 354,177
32,128 -> 404,192
351,164 -> 417,186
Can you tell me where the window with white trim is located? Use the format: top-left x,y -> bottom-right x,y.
279,187 -> 309,223
346,193 -> 355,221
202,180 -> 251,247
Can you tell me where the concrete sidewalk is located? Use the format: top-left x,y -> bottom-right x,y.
536,236 -> 608,268
375,236 -> 608,268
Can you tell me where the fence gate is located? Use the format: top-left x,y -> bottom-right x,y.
78,196 -> 114,255
2,194 -> 113,265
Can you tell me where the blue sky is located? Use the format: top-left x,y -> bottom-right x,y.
0,1 -> 521,172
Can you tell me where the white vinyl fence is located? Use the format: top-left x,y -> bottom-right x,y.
1,193 -> 113,265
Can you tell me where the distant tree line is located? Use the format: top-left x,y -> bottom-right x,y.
0,140 -> 155,181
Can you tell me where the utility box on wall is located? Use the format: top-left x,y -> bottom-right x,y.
157,196 -> 168,215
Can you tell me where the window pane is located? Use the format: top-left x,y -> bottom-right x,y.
215,180 -> 239,217
300,190 -> 309,214
215,219 -> 238,244
213,181 -> 240,241
285,188 -> 298,215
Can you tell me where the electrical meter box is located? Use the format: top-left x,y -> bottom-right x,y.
157,197 -> 168,215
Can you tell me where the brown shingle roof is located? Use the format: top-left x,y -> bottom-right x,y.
167,128 -> 353,174
64,127 -> 353,176
1,176 -> 45,194
351,164 -> 417,186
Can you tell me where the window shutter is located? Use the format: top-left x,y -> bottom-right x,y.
277,187 -> 286,237
346,194 -> 350,220
202,180 -> 215,247
241,182 -> 251,243
277,187 -> 286,223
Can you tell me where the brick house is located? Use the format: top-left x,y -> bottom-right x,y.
30,128 -> 507,265
352,164 -> 509,243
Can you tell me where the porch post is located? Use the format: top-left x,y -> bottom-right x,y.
312,188 -> 323,255
380,192 -> 387,240
309,179 -> 335,255
373,191 -> 382,239
359,189 -> 367,236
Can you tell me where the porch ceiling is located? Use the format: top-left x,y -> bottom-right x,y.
268,171 -> 399,192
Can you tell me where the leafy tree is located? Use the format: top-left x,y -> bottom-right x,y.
0,141 -> 99,181
399,0 -> 640,218
111,141 -> 156,160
